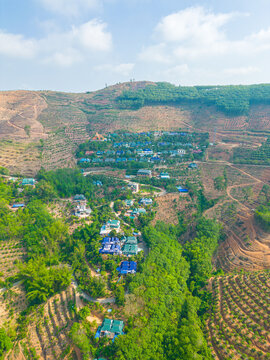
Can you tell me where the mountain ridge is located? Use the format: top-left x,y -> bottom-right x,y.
0,81 -> 270,175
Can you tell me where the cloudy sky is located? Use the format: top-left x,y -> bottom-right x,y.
1,0 -> 270,91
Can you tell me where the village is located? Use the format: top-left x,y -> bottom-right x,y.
77,130 -> 207,168
0,129 -> 207,360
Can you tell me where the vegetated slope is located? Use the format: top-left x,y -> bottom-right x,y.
202,162 -> 270,272
0,91 -> 47,141
206,272 -> 270,359
1,81 -> 270,174
0,91 -> 47,175
216,213 -> 270,271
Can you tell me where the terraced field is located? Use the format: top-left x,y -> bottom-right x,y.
0,241 -> 26,280
216,213 -> 270,272
0,141 -> 41,176
11,286 -> 79,360
206,271 -> 270,359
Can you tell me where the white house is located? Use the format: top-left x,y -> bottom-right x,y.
100,219 -> 121,235
177,149 -> 186,155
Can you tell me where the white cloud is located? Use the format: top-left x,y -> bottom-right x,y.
43,48 -> 83,67
72,20 -> 112,52
0,31 -> 37,58
42,20 -> 112,66
224,66 -> 260,76
39,0 -> 101,16
155,7 -> 234,45
164,64 -> 189,76
95,63 -> 134,75
0,19 -> 112,67
139,7 -> 239,63
139,43 -> 171,63
138,6 -> 270,84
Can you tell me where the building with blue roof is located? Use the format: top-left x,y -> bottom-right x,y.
176,186 -> 189,193
188,163 -> 198,169
21,178 -> 36,186
160,172 -> 170,179
79,158 -> 90,163
99,243 -> 121,255
93,180 -> 103,186
117,261 -> 137,274
12,203 -> 25,208
96,319 -> 124,339
140,198 -> 153,205
102,237 -> 120,245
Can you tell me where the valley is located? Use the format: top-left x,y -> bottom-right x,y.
0,82 -> 269,360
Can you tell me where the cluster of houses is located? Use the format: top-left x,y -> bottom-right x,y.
78,131 -> 207,167
123,197 -> 152,219
99,236 -> 139,256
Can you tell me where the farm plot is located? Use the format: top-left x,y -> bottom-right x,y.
0,283 -> 28,329
19,286 -> 79,360
206,271 -> 270,360
153,193 -> 195,225
41,131 -> 76,171
215,213 -> 270,272
0,141 -> 41,176
0,241 -> 26,280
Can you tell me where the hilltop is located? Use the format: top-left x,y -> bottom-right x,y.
0,81 -> 270,175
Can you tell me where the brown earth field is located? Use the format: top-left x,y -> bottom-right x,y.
1,81 -> 270,175
201,162 -> 270,272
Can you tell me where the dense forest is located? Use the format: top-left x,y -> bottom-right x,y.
116,82 -> 270,115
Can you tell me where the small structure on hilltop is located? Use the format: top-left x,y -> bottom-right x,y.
100,219 -> 121,235
99,237 -> 121,255
79,158 -> 90,163
74,194 -> 86,202
188,162 -> 198,169
93,180 -> 103,186
122,236 -> 138,256
102,237 -> 119,245
124,199 -> 134,207
176,186 -> 189,193
21,178 -> 36,186
122,243 -> 138,256
127,182 -> 139,193
96,318 -> 124,339
137,149 -> 153,156
73,194 -> 91,217
74,203 -> 91,217
150,156 -> 161,163
137,169 -> 152,177
130,208 -> 146,217
160,172 -> 170,179
178,149 -> 186,155
91,132 -> 107,141
12,203 -> 25,209
117,261 -> 137,274
140,198 -> 153,206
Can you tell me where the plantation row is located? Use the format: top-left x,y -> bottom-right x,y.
22,286 -> 77,360
206,271 -> 270,360
0,241 -> 26,280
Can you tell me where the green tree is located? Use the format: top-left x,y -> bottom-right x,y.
115,286 -> 125,306
0,328 -> 12,357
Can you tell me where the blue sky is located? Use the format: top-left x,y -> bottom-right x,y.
1,0 -> 270,91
